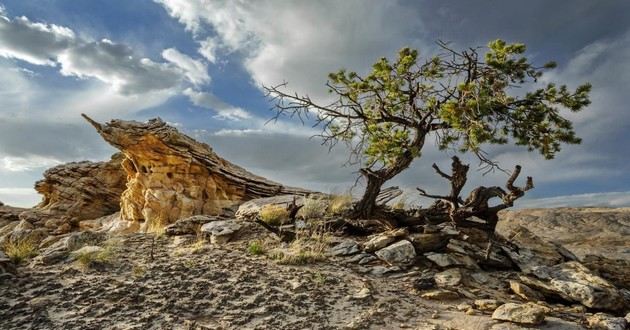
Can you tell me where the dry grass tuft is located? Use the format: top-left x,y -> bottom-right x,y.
75,238 -> 121,269
2,238 -> 38,264
247,240 -> 266,255
327,193 -> 353,215
268,230 -> 331,265
259,204 -> 289,226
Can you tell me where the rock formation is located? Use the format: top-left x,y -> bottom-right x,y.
18,154 -> 127,234
81,114 -> 310,229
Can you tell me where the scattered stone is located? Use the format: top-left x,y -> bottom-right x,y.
375,240 -> 416,265
200,220 -> 242,244
491,303 -> 546,326
456,303 -> 472,311
369,265 -> 400,276
329,240 -> 360,256
509,280 -> 544,301
531,261 -> 626,311
474,299 -> 502,311
420,289 -> 459,300
434,268 -> 463,287
424,252 -> 478,269
362,228 -> 408,252
586,313 -> 627,330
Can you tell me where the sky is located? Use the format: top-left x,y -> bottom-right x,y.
0,0 -> 629,208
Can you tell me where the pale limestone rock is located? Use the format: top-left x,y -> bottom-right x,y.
531,261 -> 626,311
492,303 -> 546,325
586,313 -> 627,330
374,239 -> 416,265
363,228 -> 408,252
420,289 -> 459,300
434,268 -> 463,287
19,153 -> 126,234
200,220 -> 242,244
83,115 -> 310,229
498,208 -> 630,287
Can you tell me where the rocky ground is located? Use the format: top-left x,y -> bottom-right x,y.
2,208 -> 629,329
0,233 -> 598,330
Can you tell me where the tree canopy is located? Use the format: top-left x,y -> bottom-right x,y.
265,40 -> 591,217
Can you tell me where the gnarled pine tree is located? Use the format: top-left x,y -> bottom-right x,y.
265,40 -> 591,218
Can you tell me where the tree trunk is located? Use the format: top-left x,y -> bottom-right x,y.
354,172 -> 385,218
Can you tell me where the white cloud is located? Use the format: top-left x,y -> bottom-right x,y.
518,191 -> 630,208
0,12 -> 198,95
0,15 -> 75,66
156,0 -> 425,100
162,47 -> 210,86
1,155 -> 61,172
183,88 -> 251,120
198,37 -> 219,63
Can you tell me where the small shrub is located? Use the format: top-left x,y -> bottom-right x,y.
2,238 -> 38,264
259,204 -> 289,226
247,240 -> 265,255
298,196 -> 328,220
328,193 -> 353,215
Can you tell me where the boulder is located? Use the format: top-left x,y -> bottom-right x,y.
586,313 -> 627,330
200,220 -> 242,244
530,261 -> 626,311
498,208 -> 630,285
434,268 -> 463,287
492,303 -> 546,326
82,115 -> 311,229
328,240 -> 360,257
375,240 -> 416,265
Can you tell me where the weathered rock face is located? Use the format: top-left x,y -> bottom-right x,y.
0,202 -> 26,227
498,208 -> 630,288
18,154 -> 126,234
82,115 -> 310,228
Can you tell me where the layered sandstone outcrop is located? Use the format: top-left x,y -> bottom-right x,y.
82,114 -> 310,229
18,154 -> 127,234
